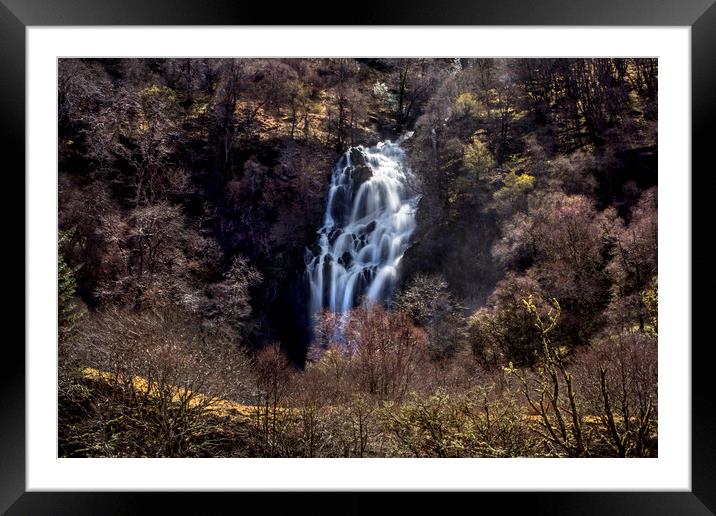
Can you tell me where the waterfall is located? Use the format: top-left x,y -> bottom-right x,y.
305,136 -> 418,318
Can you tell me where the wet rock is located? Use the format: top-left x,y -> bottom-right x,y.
339,251 -> 353,268
352,163 -> 373,187
348,147 -> 373,187
328,228 -> 342,245
348,147 -> 365,166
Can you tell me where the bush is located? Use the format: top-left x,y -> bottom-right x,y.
310,306 -> 426,402
381,386 -> 533,458
507,296 -> 658,457
393,274 -> 465,360
570,332 -> 658,457
467,274 -> 547,366
59,307 -> 253,457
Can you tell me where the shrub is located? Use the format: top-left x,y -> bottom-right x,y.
467,274 -> 547,367
381,385 -> 533,458
59,307 -> 253,457
393,274 -> 465,360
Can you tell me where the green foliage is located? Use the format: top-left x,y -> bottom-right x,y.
140,84 -> 179,102
58,229 -> 83,340
372,81 -> 398,111
382,390 -> 469,457
467,275 -> 546,367
454,92 -> 483,118
463,136 -> 495,175
641,276 -> 658,336
381,387 -> 532,458
287,79 -> 311,100
493,171 -> 535,207
449,135 -> 498,206
135,84 -> 182,137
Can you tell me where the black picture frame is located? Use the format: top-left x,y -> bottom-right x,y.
2,1 -> 713,513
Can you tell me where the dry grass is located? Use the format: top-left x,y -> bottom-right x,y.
82,367 -> 257,418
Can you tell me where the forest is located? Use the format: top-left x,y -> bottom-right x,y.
58,58 -> 658,458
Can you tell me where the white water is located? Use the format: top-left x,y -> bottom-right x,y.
306,137 -> 418,317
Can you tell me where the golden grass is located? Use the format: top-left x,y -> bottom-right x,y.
81,368 -> 631,428
82,367 -> 258,419
524,413 -> 632,425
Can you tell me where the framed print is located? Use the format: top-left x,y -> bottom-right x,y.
3,0 -> 714,513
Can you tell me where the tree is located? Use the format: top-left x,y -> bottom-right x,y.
58,180 -> 127,305
491,170 -> 536,215
467,273 -> 546,366
324,59 -> 363,151
345,306 -> 428,401
61,307 -> 253,457
392,59 -> 449,129
58,229 -> 83,341
570,332 -> 658,457
394,274 -> 465,360
253,343 -> 294,455
311,305 -> 428,402
494,192 -> 615,345
605,188 -> 657,332
287,79 -> 311,140
193,254 -> 263,341
123,202 -> 186,305
507,296 -> 589,457
208,59 -> 244,173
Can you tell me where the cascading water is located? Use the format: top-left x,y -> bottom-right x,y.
305,136 -> 419,318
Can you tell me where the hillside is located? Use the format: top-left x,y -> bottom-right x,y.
59,58 -> 658,458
